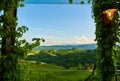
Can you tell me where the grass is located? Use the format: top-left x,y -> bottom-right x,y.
19,60 -> 91,81
54,71 -> 90,81
27,50 -> 40,56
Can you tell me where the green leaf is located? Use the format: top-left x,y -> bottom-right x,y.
80,1 -> 84,4
42,38 -> 45,42
32,38 -> 40,41
88,0 -> 91,4
68,0 -> 73,4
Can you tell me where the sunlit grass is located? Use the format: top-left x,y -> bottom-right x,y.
19,60 -> 91,81
27,50 -> 40,56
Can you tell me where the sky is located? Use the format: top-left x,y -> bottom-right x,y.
17,3 -> 96,46
24,0 -> 89,4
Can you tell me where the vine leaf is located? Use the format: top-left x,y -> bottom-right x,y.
68,0 -> 73,4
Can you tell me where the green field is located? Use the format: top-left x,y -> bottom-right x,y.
19,60 -> 91,81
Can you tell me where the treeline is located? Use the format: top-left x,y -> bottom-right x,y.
26,48 -> 97,69
26,47 -> 120,69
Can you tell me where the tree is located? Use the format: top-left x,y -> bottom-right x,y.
92,1 -> 120,81
0,0 -> 44,80
68,0 -> 120,81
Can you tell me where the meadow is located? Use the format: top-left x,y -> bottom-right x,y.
19,48 -> 120,81
19,60 -> 91,81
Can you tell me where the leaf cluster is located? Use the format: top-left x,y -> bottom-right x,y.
0,0 -> 44,80
0,0 -> 24,11
92,0 -> 120,81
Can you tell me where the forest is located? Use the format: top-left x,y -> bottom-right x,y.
26,46 -> 120,70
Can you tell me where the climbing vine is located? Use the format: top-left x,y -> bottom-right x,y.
92,0 -> 120,81
69,0 -> 120,81
0,0 -> 44,81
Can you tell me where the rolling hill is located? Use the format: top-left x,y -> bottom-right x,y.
35,43 -> 97,50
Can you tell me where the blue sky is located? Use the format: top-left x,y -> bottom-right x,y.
17,4 -> 96,46
24,0 -> 89,4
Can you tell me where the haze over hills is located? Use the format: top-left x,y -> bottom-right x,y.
35,43 -> 97,50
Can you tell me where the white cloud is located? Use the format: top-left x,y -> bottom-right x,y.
73,36 -> 95,44
41,35 -> 96,46
21,35 -> 96,46
41,40 -> 62,46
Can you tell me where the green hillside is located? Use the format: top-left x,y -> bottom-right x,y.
26,47 -> 120,70
26,48 -> 97,69
19,61 -> 91,81
21,47 -> 120,81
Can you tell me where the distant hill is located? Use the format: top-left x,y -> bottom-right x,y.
35,43 -> 97,50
